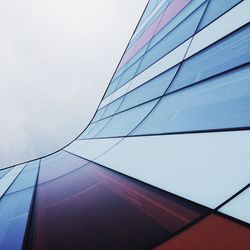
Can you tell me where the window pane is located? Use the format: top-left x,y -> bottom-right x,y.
168,24 -> 250,93
132,66 -> 250,135
0,188 -> 34,250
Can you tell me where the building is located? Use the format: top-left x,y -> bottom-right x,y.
0,0 -> 249,249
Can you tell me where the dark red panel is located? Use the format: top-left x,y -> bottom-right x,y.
155,214 -> 250,250
26,157 -> 208,250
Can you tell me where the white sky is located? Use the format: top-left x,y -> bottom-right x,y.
0,0 -> 147,168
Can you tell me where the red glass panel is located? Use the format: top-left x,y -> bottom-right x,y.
26,156 -> 208,250
155,214 -> 250,250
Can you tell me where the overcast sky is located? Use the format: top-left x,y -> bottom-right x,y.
0,0 -> 147,169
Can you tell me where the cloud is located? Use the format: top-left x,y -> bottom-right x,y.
0,0 -> 147,168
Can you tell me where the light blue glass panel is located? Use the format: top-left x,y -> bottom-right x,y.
103,75 -> 121,98
137,3 -> 207,75
101,97 -> 124,119
84,117 -> 112,139
40,151 -> 69,166
132,65 -> 250,135
137,0 -> 159,29
0,168 -> 11,179
95,99 -> 158,138
116,44 -> 148,82
78,123 -> 96,139
6,161 -> 39,195
0,188 -> 34,250
219,187 -> 250,224
198,0 -> 241,30
117,65 -> 179,112
115,58 -> 143,90
129,0 -> 171,49
148,0 -> 207,50
168,24 -> 250,93
92,108 -> 106,122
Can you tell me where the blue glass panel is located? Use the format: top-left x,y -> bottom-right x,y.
92,107 -> 107,122
115,44 -> 148,83
129,0 -> 171,49
0,188 -> 34,250
40,151 -> 69,165
132,65 -> 250,135
117,65 -> 179,113
137,3 -> 207,75
198,0 -> 241,30
6,161 -> 39,194
168,24 -> 250,93
115,58 -> 143,90
95,99 -> 158,138
101,97 -> 124,119
84,117 -> 112,139
0,168 -> 11,179
78,123 -> 97,139
104,75 -> 121,98
148,0 -> 207,50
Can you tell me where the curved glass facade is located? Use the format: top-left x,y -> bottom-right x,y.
1,1 -> 249,249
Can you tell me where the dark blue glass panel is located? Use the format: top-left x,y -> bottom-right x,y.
6,161 -> 39,194
198,0 -> 241,30
0,188 -> 34,250
117,65 -> 179,113
132,65 -> 250,135
168,24 -> 250,93
137,2 -> 207,75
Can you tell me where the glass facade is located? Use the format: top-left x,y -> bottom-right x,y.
1,0 -> 249,249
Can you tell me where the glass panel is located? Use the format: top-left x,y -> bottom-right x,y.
26,162 -> 208,250
137,3 -> 207,75
0,168 -> 12,179
155,215 -> 250,249
79,116 -> 114,139
39,151 -> 88,184
115,58 -> 143,90
104,75 -> 121,98
117,65 -> 179,113
132,66 -> 250,135
78,123 -> 98,139
95,99 -> 158,138
148,0 -> 207,50
92,107 -> 107,122
0,188 -> 34,250
6,161 -> 39,194
0,164 -> 26,198
129,0 -> 171,49
168,24 -> 250,93
198,0 -> 241,31
101,97 -> 124,119
114,44 -> 148,84
219,187 -> 250,224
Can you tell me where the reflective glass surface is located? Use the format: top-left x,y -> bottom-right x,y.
26,159 -> 208,250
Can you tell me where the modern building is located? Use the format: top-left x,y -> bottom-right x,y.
0,0 -> 250,249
